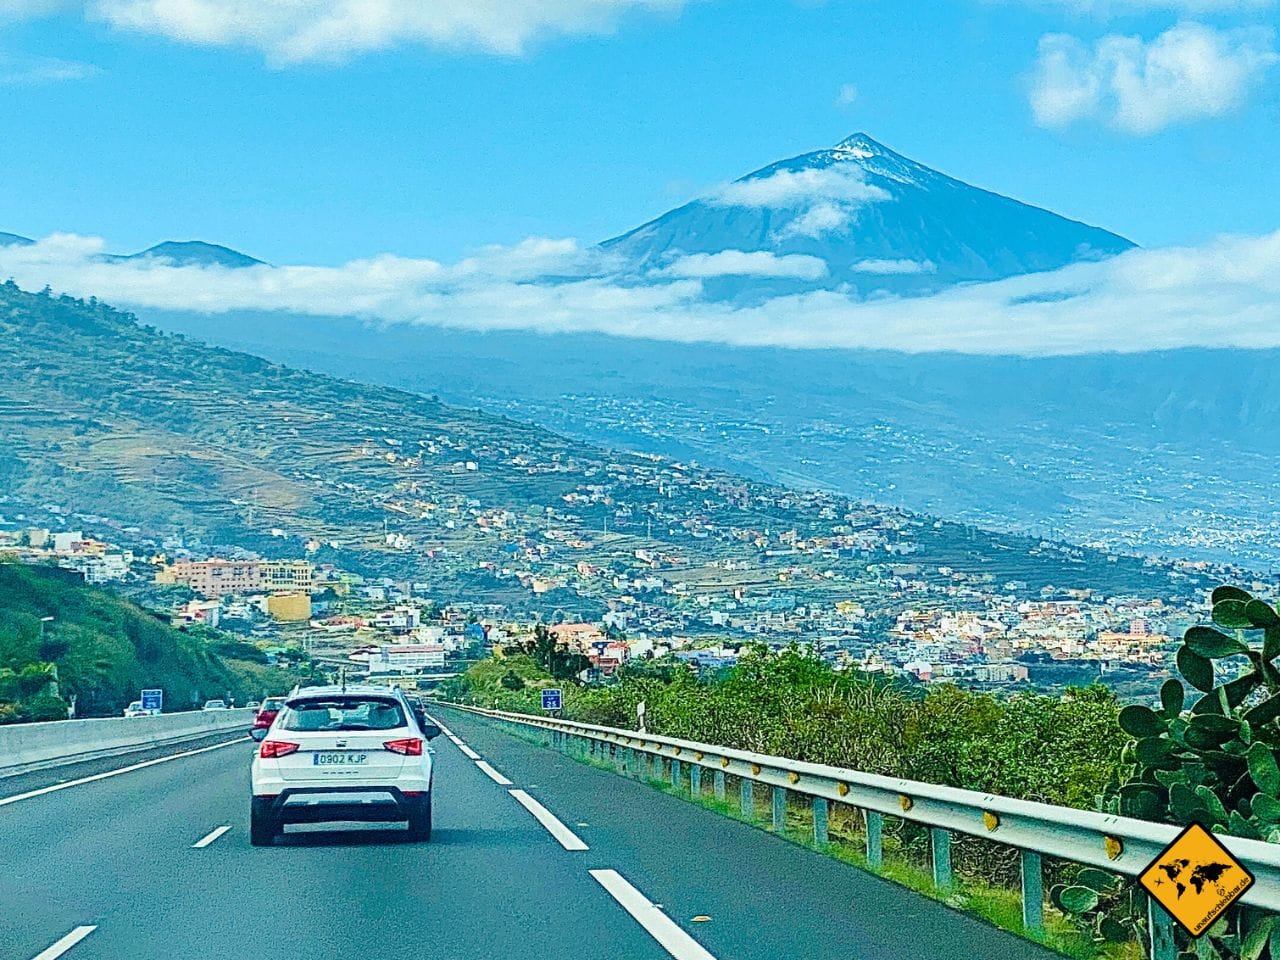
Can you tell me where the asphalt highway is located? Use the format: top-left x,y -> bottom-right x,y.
0,707 -> 1059,960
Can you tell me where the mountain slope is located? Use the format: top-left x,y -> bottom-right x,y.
0,281 -> 1206,614
122,240 -> 265,268
603,133 -> 1134,298
0,232 -> 33,247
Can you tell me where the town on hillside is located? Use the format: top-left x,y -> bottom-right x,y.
0,491 -> 1253,702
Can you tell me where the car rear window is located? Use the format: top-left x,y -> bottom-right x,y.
278,697 -> 406,732
261,698 -> 285,711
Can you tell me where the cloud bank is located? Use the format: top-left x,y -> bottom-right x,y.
5,229 -> 1280,357
5,0 -> 687,62
1031,21 -> 1277,133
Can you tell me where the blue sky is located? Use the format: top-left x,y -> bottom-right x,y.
1,0 -> 1278,265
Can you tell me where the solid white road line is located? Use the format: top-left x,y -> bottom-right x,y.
30,925 -> 97,960
0,739 -> 248,810
457,742 -> 482,761
192,825 -> 232,849
590,870 -> 717,960
475,760 -> 513,786
508,789 -> 589,851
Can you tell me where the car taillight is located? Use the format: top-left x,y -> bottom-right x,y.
383,738 -> 423,756
252,716 -> 270,728
259,740 -> 300,759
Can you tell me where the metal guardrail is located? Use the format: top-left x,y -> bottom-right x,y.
436,701 -> 1280,959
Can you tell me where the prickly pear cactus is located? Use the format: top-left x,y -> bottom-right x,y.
1105,586 -> 1280,959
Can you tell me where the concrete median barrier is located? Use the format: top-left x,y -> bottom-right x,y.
0,709 -> 254,778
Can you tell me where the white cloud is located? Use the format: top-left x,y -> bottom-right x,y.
835,83 -> 858,106
0,0 -> 66,19
709,166 -> 890,209
852,258 -> 936,275
1024,0 -> 1272,13
661,250 -> 828,280
776,203 -> 853,240
76,0 -> 687,63
1031,22 -> 1278,134
7,229 -> 1280,356
707,166 -> 892,243
0,54 -> 99,84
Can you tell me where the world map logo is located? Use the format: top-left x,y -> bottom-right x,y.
1152,858 -> 1234,899
1139,823 -> 1254,937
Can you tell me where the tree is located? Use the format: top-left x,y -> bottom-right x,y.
510,623 -> 591,681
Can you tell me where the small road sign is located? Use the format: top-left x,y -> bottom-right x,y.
1138,822 -> 1254,937
140,688 -> 163,713
541,688 -> 563,711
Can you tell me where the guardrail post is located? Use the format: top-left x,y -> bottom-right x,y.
931,828 -> 953,890
1147,896 -> 1176,960
740,779 -> 754,819
714,770 -> 726,800
772,786 -> 787,833
1020,850 -> 1043,934
671,758 -> 682,791
813,797 -> 829,847
690,764 -> 701,797
865,811 -> 883,868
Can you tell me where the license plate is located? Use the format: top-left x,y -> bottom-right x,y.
312,752 -> 369,766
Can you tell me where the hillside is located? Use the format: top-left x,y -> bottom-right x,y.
603,133 -> 1134,299
0,282 -> 1215,618
117,241 -> 265,268
0,563 -> 303,720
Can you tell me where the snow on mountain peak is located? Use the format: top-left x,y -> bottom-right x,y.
832,133 -> 882,161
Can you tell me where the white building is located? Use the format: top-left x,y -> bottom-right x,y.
365,644 -> 446,675
51,531 -> 84,553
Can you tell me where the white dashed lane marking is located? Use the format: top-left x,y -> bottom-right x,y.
192,825 -> 231,849
590,870 -> 717,960
30,925 -> 97,960
508,789 -> 589,851
475,760 -> 513,786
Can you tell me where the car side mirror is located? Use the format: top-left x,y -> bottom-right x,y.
250,726 -> 268,742
422,722 -> 442,740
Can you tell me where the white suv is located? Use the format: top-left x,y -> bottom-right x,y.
249,685 -> 440,846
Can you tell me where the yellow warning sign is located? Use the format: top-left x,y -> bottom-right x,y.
1138,822 -> 1254,937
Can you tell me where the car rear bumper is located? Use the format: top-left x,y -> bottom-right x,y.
258,786 -> 429,825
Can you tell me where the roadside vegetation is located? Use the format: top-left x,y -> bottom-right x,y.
442,586 -> 1280,960
0,562 -> 316,721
